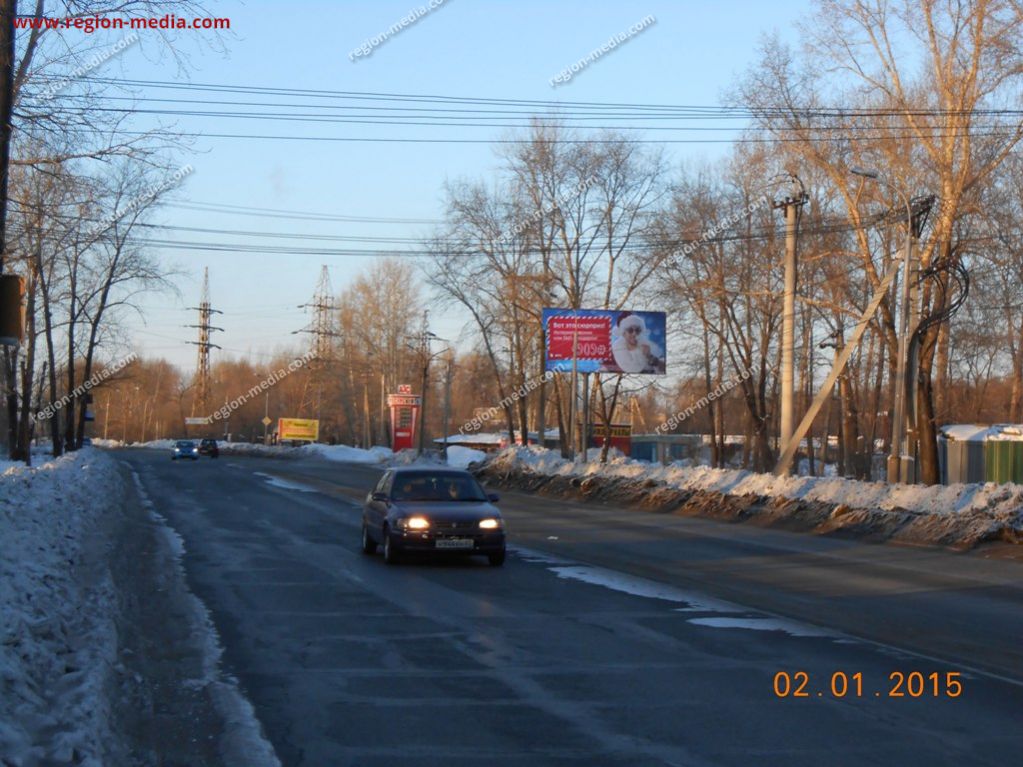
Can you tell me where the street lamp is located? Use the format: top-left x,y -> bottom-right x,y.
850,166 -> 914,484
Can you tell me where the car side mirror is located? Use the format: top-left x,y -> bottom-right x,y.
371,491 -> 388,502
487,493 -> 500,503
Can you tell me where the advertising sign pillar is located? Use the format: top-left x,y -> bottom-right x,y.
388,385 -> 421,452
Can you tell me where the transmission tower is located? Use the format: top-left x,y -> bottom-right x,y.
186,267 -> 222,417
294,265 -> 339,421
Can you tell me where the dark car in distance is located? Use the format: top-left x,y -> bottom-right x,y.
198,438 -> 219,458
362,468 -> 506,566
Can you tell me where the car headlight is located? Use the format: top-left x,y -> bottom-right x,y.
479,518 -> 501,530
404,516 -> 430,530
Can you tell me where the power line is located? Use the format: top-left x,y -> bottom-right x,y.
55,76 -> 1023,119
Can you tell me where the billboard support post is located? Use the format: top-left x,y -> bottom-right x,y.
569,308 -> 579,459
581,371 -> 590,459
537,324 -> 546,449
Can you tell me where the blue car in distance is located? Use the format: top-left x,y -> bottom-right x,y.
171,440 -> 199,461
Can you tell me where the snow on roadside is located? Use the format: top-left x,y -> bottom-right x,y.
121,439 -> 490,469
485,445 -> 1023,518
126,470 -> 281,766
88,438 -> 123,449
0,449 -> 124,765
445,445 -> 487,469
300,443 -> 392,463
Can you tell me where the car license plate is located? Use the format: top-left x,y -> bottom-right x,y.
435,538 -> 474,550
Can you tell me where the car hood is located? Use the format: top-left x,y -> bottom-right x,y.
390,501 -> 500,521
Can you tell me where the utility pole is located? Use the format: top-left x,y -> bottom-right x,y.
848,168 -> 933,484
772,176 -> 807,474
409,311 -> 447,457
263,386 -> 270,445
362,372 -> 372,449
775,259 -> 903,475
186,268 -> 222,421
103,396 -> 110,440
442,355 -> 452,460
379,372 -> 387,445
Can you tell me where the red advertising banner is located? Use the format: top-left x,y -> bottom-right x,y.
590,423 -> 632,454
546,315 -> 612,363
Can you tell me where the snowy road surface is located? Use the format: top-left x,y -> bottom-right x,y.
121,448 -> 1023,766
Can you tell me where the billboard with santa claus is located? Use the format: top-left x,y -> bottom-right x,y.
542,308 -> 666,375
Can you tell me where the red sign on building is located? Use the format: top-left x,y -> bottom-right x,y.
590,423 -> 632,454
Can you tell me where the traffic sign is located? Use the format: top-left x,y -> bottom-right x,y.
262,416 -> 272,426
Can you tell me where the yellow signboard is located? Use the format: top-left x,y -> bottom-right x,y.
278,417 -> 319,442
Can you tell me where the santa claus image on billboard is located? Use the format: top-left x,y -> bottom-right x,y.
607,312 -> 665,374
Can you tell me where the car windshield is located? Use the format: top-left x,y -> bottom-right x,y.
176,441 -> 194,448
390,473 -> 487,502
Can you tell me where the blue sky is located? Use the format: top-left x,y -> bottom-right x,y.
61,0 -> 812,369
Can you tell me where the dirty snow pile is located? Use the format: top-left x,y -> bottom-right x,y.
485,446 -> 1023,517
0,449 -> 125,765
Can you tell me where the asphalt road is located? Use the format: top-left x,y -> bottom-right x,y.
120,448 -> 1023,767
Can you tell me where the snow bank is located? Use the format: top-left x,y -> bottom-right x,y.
445,445 -> 487,469
485,445 -> 1023,518
300,443 -> 392,463
0,449 -> 125,765
88,438 -> 123,449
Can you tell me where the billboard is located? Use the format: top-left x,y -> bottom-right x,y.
278,417 -> 319,442
543,308 -> 666,375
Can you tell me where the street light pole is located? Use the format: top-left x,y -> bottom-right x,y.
850,167 -> 914,484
